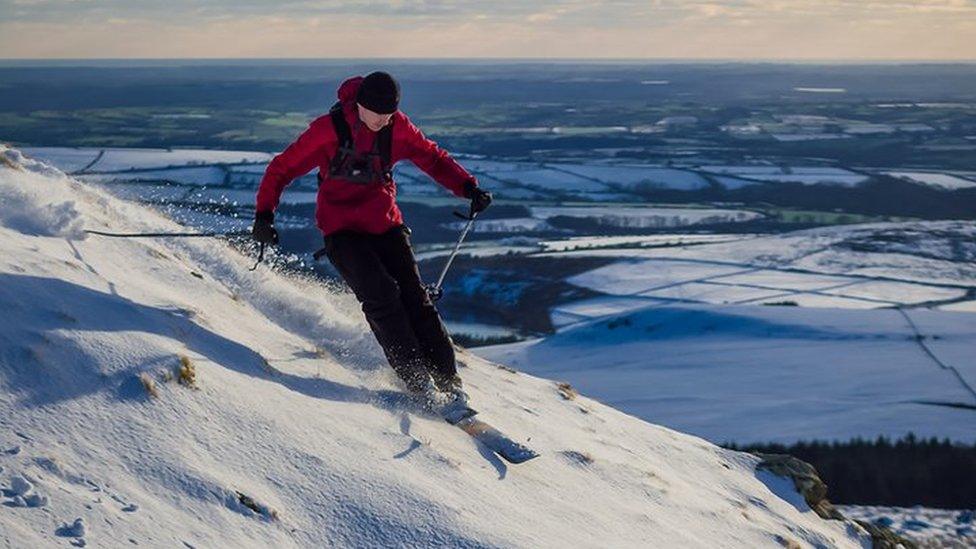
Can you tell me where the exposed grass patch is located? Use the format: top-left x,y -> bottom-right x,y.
495,362 -> 518,374
177,355 -> 197,388
138,373 -> 159,399
235,490 -> 279,521
556,381 -> 578,400
145,247 -> 169,260
560,450 -> 594,466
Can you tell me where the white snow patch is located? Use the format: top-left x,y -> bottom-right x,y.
884,171 -> 976,190
699,165 -> 867,186
540,233 -> 745,252
568,259 -> 748,296
794,87 -> 847,93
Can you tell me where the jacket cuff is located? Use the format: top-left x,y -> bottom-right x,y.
462,179 -> 478,199
255,210 -> 275,224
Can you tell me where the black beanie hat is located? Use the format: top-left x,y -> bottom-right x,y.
357,71 -> 400,114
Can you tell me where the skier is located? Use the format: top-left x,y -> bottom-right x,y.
252,71 -> 492,405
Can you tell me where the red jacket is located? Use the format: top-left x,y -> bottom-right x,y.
256,75 -> 477,235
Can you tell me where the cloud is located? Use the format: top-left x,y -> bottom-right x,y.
0,0 -> 974,59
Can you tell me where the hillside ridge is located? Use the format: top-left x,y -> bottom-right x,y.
0,146 -> 869,548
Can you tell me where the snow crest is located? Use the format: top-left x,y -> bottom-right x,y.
0,146 -> 84,238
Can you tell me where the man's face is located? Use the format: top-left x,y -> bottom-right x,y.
357,103 -> 394,132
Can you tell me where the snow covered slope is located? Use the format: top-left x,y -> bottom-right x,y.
0,146 -> 869,547
480,303 -> 976,445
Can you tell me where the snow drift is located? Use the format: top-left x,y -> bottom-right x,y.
0,148 -> 84,239
0,146 -> 870,548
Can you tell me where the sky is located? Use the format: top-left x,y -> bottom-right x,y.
1,0 -> 975,60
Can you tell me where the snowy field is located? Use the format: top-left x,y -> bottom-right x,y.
556,255 -> 969,311
699,166 -> 868,186
546,163 -> 711,190
540,221 -> 976,303
480,221 -> 976,445
36,146 -> 970,206
20,146 -> 974,309
22,147 -> 976,212
81,165 -> 228,185
480,167 -> 610,193
883,171 -> 976,190
17,147 -> 103,173
22,146 -> 272,173
0,146 -> 872,548
539,233 -> 750,252
23,148 -> 770,239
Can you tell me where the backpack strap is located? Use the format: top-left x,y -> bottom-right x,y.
326,100 -> 394,183
328,101 -> 352,148
328,101 -> 353,178
377,121 -> 393,177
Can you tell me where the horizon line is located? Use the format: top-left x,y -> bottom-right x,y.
2,57 -> 976,65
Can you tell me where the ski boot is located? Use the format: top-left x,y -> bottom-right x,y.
404,372 -> 451,410
432,373 -> 469,409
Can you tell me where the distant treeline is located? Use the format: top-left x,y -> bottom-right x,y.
618,176 -> 976,221
724,433 -> 976,508
451,333 -> 522,348
719,177 -> 976,220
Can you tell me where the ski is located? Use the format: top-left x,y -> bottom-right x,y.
440,405 -> 539,464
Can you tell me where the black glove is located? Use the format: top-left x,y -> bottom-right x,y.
463,180 -> 492,216
252,210 -> 279,245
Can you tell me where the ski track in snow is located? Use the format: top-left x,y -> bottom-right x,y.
0,146 -> 874,547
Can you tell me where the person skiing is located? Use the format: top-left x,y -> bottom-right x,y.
252,71 -> 492,405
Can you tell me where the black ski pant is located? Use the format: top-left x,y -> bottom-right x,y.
322,224 -> 456,391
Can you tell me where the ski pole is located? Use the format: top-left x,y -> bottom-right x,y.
83,229 -> 251,238
83,228 -> 267,270
425,210 -> 478,302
